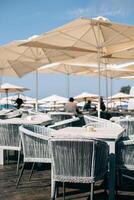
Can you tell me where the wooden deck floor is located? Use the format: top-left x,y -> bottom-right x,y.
0,163 -> 134,200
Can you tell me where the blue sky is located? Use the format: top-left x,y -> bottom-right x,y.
0,0 -> 134,98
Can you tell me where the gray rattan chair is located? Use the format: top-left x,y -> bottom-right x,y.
0,123 -> 21,171
83,115 -> 121,129
116,135 -> 134,188
48,117 -> 80,130
3,109 -> 22,119
16,124 -> 53,187
50,138 -> 109,200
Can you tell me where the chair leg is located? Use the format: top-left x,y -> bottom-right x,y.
63,182 -> 65,200
104,173 -> 108,200
6,150 -> 9,165
90,183 -> 94,200
51,181 -> 57,200
55,184 -> 59,198
16,150 -> 21,174
16,162 -> 25,188
29,162 -> 35,181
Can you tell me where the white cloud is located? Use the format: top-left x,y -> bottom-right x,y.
68,0 -> 134,18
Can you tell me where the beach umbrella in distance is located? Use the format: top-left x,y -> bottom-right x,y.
9,94 -> 36,104
38,62 -> 97,97
0,83 -> 29,108
39,94 -> 68,111
108,92 -> 130,100
0,94 -> 36,107
22,16 -> 134,117
74,92 -> 98,102
108,92 -> 130,108
39,94 -> 68,104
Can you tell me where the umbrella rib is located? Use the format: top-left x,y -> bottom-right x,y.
71,26 -> 97,49
57,29 -> 98,49
102,26 -> 134,47
3,46 -> 36,61
7,60 -> 22,77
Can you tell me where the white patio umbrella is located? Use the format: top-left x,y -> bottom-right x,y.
0,39 -> 90,111
39,94 -> 68,104
74,92 -> 98,102
108,92 -> 130,108
39,62 -> 97,97
22,16 -> 134,117
0,83 -> 29,108
0,94 -> 36,106
108,92 -> 130,100
8,94 -> 36,104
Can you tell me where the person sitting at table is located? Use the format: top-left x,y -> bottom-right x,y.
83,100 -> 92,111
15,97 -> 24,109
64,97 -> 81,115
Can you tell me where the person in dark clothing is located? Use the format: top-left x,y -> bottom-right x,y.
83,100 -> 91,111
100,97 -> 106,111
15,97 -> 24,109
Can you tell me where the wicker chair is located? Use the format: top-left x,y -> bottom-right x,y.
83,115 -> 121,129
3,109 -> 22,119
50,138 -> 109,200
0,123 -> 21,171
118,119 -> 134,137
116,135 -> 134,188
48,116 -> 80,130
16,124 -> 53,187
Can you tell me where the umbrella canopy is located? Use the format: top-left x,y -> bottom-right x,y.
39,62 -> 97,75
121,76 -> 134,80
97,67 -> 134,79
0,83 -> 29,108
74,92 -> 98,102
108,92 -> 130,100
39,62 -> 97,97
22,16 -> 134,117
8,94 -> 36,104
0,39 -> 91,111
0,83 -> 28,93
0,94 -> 36,105
22,16 -> 134,56
39,94 -> 68,104
0,40 -> 90,77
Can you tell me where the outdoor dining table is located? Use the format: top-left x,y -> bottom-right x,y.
51,126 -> 125,200
0,114 -> 52,125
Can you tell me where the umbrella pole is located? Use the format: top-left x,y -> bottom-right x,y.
0,75 -> 3,109
35,70 -> 38,112
97,47 -> 101,118
110,78 -> 113,110
105,64 -> 108,111
67,73 -> 70,98
97,22 -> 101,118
6,89 -> 8,109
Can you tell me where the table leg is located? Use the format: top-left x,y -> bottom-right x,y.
108,142 -> 116,200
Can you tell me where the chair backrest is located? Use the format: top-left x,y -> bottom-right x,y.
84,115 -> 121,129
19,125 -> 52,163
118,119 -> 134,137
0,123 -> 20,150
50,138 -> 109,183
48,117 -> 80,130
48,112 -> 73,123
5,109 -> 22,119
116,136 -> 134,170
